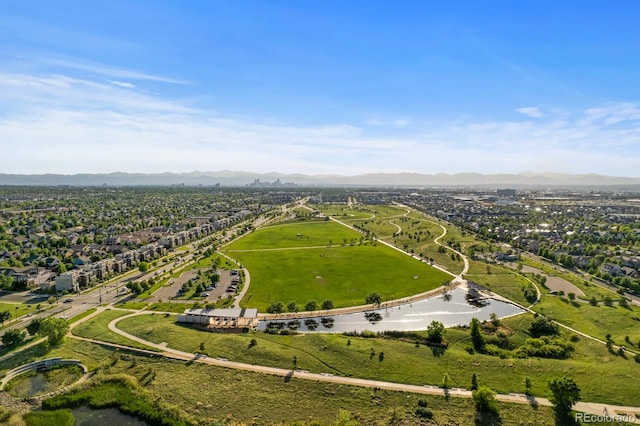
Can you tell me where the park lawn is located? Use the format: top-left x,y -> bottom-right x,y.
347,209 -> 467,274
117,313 -> 640,407
226,220 -> 361,250
95,348 -> 554,426
231,244 -> 450,310
535,295 -> 640,345
418,243 -> 465,275
115,301 -> 149,310
71,309 -> 159,352
0,302 -> 41,324
0,338 -> 117,376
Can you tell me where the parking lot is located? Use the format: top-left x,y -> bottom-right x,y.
151,269 -> 237,303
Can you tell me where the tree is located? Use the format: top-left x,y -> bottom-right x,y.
490,312 -> 500,327
292,355 -> 298,369
304,300 -> 317,311
138,261 -> 149,272
286,301 -> 299,313
27,318 -> 43,336
470,318 -> 485,351
321,299 -> 334,310
524,377 -> 532,396
365,292 -> 382,305
529,315 -> 559,337
548,376 -> 581,425
1,329 -> 26,347
0,311 -> 11,325
472,386 -> 501,425
440,373 -> 450,389
471,373 -> 479,391
39,317 -> 70,347
415,398 -> 433,419
426,320 -> 446,344
266,301 -> 284,314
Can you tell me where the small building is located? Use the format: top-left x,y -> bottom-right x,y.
177,308 -> 259,330
55,271 -> 80,292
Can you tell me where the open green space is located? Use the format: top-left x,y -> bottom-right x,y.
330,204 -> 640,359
61,348 -> 556,425
117,312 -> 640,406
226,220 -> 362,250
0,336 -> 556,425
331,205 -> 467,274
71,309 -> 159,352
0,302 -> 41,324
232,244 -> 450,311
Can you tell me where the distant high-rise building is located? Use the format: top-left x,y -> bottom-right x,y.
497,189 -> 516,197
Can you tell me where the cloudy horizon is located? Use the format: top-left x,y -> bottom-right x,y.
2,2 -> 639,177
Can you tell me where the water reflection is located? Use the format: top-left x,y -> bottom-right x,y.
259,288 -> 524,333
72,407 -> 148,426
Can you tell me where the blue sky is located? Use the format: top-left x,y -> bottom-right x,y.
1,1 -> 640,176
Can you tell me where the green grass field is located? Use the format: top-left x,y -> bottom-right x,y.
116,312 -> 640,406
0,336 -> 557,425
71,309 -> 159,352
226,220 -> 362,250
0,302 -> 41,326
233,244 -> 450,310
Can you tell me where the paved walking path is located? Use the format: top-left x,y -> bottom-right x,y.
101,312 -> 640,423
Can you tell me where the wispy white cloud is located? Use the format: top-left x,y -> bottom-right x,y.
516,107 -> 544,118
47,58 -> 189,85
109,80 -> 135,88
1,71 -> 639,177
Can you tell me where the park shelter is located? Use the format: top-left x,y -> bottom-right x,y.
177,308 -> 259,329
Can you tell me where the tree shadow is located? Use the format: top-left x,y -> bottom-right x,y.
430,345 -> 446,358
526,395 -> 539,409
474,412 -> 502,426
284,370 -> 294,383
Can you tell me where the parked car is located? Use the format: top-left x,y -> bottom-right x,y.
200,292 -> 209,297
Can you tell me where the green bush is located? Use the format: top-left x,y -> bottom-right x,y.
24,409 -> 74,426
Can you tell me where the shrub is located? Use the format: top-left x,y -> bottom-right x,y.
529,315 -> 559,337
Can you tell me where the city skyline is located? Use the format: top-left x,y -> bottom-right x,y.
2,1 -> 640,177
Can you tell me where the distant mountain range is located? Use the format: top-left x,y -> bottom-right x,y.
1,171 -> 640,188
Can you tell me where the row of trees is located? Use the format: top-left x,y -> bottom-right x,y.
266,299 -> 335,314
1,316 -> 69,349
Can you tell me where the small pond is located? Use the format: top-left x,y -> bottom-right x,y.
258,287 -> 524,333
6,365 -> 82,398
72,406 -> 148,426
